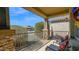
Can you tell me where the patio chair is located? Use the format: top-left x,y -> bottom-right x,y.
45,35 -> 69,51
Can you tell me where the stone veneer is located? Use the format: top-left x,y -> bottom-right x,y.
43,30 -> 48,40
0,30 -> 15,51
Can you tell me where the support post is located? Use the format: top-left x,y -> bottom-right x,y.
69,8 -> 75,38
69,7 -> 79,51
43,18 -> 50,39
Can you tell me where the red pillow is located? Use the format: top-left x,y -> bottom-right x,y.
59,41 -> 67,49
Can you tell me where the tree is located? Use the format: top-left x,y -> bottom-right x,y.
35,22 -> 44,32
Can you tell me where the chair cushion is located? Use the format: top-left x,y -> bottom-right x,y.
46,44 -> 59,51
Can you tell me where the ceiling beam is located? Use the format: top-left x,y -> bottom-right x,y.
50,19 -> 69,23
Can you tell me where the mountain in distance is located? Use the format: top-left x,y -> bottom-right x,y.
10,25 -> 28,33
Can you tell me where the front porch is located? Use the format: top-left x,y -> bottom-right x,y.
0,7 -> 78,51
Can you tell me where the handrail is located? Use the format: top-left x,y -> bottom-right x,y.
14,31 -> 43,35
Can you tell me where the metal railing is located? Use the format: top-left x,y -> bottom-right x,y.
12,31 -> 70,51
12,32 -> 43,51
13,33 -> 28,50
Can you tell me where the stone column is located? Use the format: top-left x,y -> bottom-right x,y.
0,7 -> 15,51
0,30 -> 15,51
69,8 -> 75,38
69,7 -> 79,51
43,18 -> 50,40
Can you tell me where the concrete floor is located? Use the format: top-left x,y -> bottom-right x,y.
20,40 -> 50,51
37,40 -> 59,51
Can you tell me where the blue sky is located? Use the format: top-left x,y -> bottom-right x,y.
9,7 -> 44,27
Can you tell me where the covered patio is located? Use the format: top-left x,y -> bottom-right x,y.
0,7 -> 76,51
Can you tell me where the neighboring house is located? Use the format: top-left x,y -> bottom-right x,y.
26,26 -> 33,31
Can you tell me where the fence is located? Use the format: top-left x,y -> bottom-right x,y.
12,31 -> 70,50
13,32 -> 43,51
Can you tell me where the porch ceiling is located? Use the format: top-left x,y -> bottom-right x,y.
24,7 -> 69,18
